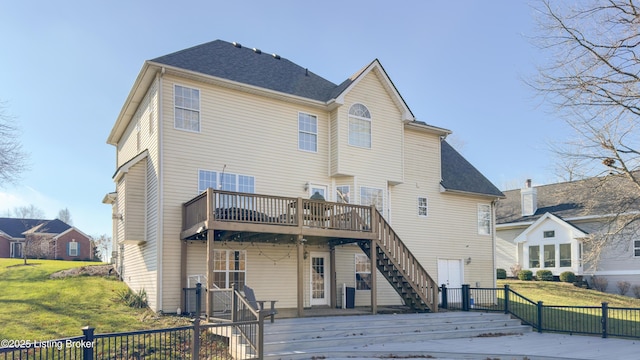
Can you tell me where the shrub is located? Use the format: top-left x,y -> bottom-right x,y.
591,276 -> 609,292
632,285 -> 640,299
559,271 -> 576,283
617,281 -> 631,295
117,288 -> 148,308
496,268 -> 507,279
536,269 -> 554,281
509,264 -> 522,278
518,270 -> 533,281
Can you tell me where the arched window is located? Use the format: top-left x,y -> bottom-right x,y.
348,103 -> 371,148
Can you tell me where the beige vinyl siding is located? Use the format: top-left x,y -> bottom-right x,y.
329,110 -> 339,176
392,129 -> 495,288
113,79 -> 161,310
334,245 -> 401,307
335,70 -> 403,184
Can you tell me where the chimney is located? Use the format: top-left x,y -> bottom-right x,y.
521,179 -> 537,217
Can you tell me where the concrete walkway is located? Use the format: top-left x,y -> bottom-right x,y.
316,332 -> 640,360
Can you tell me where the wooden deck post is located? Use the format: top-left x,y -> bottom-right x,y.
180,240 -> 187,313
330,245 -> 336,309
370,238 -> 377,314
206,228 -> 214,322
297,234 -> 305,317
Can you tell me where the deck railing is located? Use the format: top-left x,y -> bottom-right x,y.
183,189 -> 373,235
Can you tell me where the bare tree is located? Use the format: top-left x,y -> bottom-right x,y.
11,204 -> 45,219
57,208 -> 72,225
0,102 -> 28,186
93,234 -> 112,263
532,0 -> 640,268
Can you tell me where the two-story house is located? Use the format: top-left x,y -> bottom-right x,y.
104,40 -> 503,317
496,175 -> 640,292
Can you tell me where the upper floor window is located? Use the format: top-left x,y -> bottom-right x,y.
198,170 -> 255,193
418,197 -> 428,217
336,185 -> 350,203
298,112 -> 318,152
174,85 -> 200,132
348,103 -> 371,148
543,230 -> 555,238
477,204 -> 491,235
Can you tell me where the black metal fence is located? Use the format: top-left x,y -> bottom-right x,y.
440,284 -> 640,339
0,284 -> 264,359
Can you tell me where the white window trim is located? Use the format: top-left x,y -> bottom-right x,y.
69,241 -> 78,257
198,169 -> 256,194
417,196 -> 428,217
174,84 -> 201,133
336,185 -> 350,203
360,186 -> 384,210
355,254 -> 371,291
634,240 -> 640,257
477,204 -> 491,235
213,249 -> 247,289
348,103 -> 372,149
298,112 -> 318,153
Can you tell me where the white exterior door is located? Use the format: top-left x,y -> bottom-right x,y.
310,252 -> 330,306
437,259 -> 463,288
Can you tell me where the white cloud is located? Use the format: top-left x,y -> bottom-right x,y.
0,186 -> 63,218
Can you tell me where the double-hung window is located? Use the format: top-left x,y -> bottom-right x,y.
560,244 -> 572,267
348,104 -> 371,148
213,250 -> 246,289
68,241 -> 78,257
298,112 -> 317,152
418,197 -> 428,217
634,240 -> 640,257
174,85 -> 200,132
355,254 -> 371,290
529,245 -> 540,268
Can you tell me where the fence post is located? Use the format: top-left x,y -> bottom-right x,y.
257,311 -> 265,360
231,283 -> 238,323
537,301 -> 543,333
462,284 -> 470,311
503,284 -> 510,314
441,284 -> 448,309
192,318 -> 201,359
601,302 -> 609,338
195,283 -> 202,317
81,326 -> 94,360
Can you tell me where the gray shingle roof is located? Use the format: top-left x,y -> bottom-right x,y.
496,174 -> 640,224
151,40 -> 340,102
440,141 -> 504,198
0,218 -> 71,238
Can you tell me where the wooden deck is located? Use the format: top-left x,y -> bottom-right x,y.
181,189 -> 377,243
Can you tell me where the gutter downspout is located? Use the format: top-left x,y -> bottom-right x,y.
491,199 -> 498,288
157,68 -> 165,312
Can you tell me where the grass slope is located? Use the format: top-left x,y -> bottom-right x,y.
0,259 -> 189,339
498,279 -> 640,307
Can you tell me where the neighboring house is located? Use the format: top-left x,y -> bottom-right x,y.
496,176 -> 640,292
0,218 -> 93,260
104,39 -> 503,316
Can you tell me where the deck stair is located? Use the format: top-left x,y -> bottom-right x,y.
358,210 -> 438,312
263,312 -> 531,359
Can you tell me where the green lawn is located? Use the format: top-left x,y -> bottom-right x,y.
0,259 -> 190,339
497,279 -> 640,307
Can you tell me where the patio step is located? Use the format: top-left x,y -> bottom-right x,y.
263,312 -> 531,359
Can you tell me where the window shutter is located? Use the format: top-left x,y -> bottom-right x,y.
77,242 -> 81,256
67,242 -> 70,256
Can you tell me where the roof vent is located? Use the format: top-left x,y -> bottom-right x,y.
253,48 -> 261,54
232,42 -> 242,48
272,53 -> 281,60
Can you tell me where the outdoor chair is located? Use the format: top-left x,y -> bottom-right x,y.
243,285 -> 278,323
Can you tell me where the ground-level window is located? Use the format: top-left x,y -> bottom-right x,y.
544,244 -> 555,267
10,242 -> 23,258
634,240 -> 640,257
213,250 -> 246,289
418,197 -> 428,217
477,204 -> 491,235
560,243 -> 572,267
68,241 -> 78,257
355,254 -> 371,290
529,245 -> 540,268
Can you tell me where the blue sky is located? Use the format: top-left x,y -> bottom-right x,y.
0,1 -> 567,237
